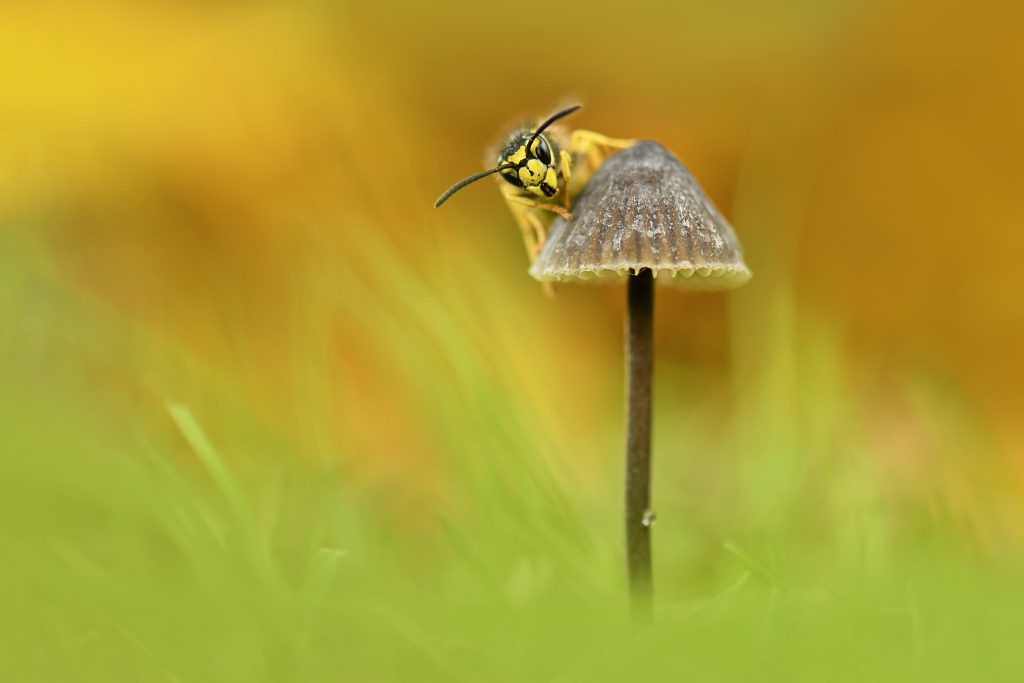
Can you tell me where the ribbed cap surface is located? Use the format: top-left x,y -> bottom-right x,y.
529,141 -> 751,289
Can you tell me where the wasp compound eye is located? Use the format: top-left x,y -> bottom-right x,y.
535,137 -> 552,165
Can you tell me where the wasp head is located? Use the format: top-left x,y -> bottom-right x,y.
434,104 -> 581,209
497,133 -> 559,199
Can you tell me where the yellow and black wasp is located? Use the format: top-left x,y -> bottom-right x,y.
434,104 -> 635,261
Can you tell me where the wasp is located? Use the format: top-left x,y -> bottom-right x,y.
434,104 -> 635,261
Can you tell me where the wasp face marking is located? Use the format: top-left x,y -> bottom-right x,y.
498,133 -> 560,199
433,104 -> 581,210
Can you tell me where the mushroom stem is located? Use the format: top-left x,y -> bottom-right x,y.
625,267 -> 654,617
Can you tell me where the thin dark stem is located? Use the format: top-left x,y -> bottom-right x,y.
625,268 -> 654,618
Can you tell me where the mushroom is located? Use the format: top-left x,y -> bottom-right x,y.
530,141 -> 751,616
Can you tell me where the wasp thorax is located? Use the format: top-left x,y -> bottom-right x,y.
498,133 -> 560,199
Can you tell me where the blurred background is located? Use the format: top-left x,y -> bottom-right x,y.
2,0 -> 1023,680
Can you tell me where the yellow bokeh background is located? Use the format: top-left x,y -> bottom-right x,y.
2,0 -> 1022,536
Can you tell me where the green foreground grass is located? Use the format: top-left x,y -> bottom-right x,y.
1,232 -> 1021,682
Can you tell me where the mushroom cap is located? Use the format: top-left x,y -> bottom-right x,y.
529,141 -> 751,289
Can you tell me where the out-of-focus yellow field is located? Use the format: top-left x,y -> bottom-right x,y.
4,0 -> 1021,499
2,1 -> 1024,677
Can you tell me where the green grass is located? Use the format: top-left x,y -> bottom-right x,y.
1,229 -> 1021,682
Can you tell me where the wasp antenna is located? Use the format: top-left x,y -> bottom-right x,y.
434,167 -> 505,208
528,104 -> 582,150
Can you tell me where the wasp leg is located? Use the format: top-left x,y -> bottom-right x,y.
568,129 -> 637,195
499,187 -> 557,295
500,185 -> 549,260
559,149 -> 573,212
505,193 -> 572,221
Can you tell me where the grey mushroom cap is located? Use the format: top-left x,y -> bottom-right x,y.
529,141 -> 751,289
